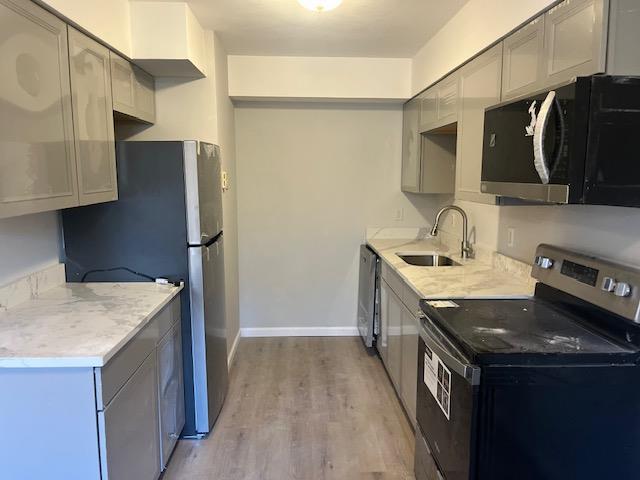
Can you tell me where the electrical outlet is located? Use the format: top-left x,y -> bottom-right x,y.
450,215 -> 457,228
221,171 -> 230,192
394,208 -> 404,221
507,227 -> 516,248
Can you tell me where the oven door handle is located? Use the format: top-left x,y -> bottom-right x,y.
419,315 -> 481,385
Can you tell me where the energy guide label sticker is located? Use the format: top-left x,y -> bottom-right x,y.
424,347 -> 451,420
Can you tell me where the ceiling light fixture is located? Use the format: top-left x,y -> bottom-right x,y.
297,0 -> 343,13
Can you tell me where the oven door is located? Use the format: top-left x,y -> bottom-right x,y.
480,80 -> 589,204
416,315 -> 480,480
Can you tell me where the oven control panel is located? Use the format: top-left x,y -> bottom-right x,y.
532,244 -> 640,322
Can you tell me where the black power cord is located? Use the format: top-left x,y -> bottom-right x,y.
80,267 -> 181,286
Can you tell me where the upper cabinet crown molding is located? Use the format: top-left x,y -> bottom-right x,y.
0,0 -> 78,219
129,2 -> 207,78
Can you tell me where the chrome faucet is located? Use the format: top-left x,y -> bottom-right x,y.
430,205 -> 474,259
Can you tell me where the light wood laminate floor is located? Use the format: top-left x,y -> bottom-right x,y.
163,337 -> 415,480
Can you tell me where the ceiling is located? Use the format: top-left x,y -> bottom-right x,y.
133,0 -> 469,58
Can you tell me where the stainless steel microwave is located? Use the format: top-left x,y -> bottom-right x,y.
481,76 -> 640,206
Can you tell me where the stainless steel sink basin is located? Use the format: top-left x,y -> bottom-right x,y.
397,253 -> 461,267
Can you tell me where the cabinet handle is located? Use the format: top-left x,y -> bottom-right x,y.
169,433 -> 180,439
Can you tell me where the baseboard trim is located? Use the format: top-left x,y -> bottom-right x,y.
240,326 -> 359,338
227,329 -> 241,368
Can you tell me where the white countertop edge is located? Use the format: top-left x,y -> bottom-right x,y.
0,284 -> 183,369
97,284 -> 183,368
367,240 -> 534,301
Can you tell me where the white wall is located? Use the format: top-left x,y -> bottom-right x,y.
235,103 -> 442,331
411,0 -> 556,94
38,0 -> 132,55
228,56 -> 412,102
0,213 -> 61,286
213,33 -> 241,353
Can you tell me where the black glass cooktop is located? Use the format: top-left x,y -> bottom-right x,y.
420,297 -> 639,366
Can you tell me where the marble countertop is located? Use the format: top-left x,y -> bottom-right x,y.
0,282 -> 182,368
367,237 -> 535,300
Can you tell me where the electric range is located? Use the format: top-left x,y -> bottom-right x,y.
415,244 -> 640,480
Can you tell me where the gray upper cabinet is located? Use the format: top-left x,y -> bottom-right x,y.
0,0 -> 78,219
436,72 -> 460,127
502,17 -> 545,101
456,43 -> 503,204
110,52 -> 156,124
68,28 -> 118,206
401,97 -> 421,193
542,0 -> 607,88
418,86 -> 437,132
419,74 -> 460,132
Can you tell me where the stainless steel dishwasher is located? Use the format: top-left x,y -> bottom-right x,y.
357,245 -> 380,348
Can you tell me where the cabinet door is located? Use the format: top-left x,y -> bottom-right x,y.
378,280 -> 390,367
436,73 -> 460,125
401,97 -> 421,193
68,27 -> 117,206
502,17 -> 545,101
157,322 -> 185,469
0,0 -> 78,219
456,44 -> 503,204
543,0 -> 607,88
418,86 -> 437,132
400,306 -> 419,425
98,353 -> 161,480
386,284 -> 403,389
110,52 -> 136,118
133,66 -> 156,124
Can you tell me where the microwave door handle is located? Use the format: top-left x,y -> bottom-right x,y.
533,90 -> 556,185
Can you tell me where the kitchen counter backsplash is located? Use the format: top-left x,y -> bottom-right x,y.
0,263 -> 66,312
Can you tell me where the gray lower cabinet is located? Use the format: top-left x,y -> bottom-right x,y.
0,0 -> 79,219
158,321 -> 185,469
110,52 -> 156,124
455,43 -> 503,204
0,296 -> 182,479
400,304 -> 419,425
68,27 -> 118,206
98,353 -> 161,480
380,262 -> 420,426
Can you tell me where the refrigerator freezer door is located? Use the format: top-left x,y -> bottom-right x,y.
188,237 -> 228,435
184,141 -> 223,245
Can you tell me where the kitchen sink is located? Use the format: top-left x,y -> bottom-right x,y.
397,253 -> 461,267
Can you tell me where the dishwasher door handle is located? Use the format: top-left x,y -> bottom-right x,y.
419,315 -> 481,385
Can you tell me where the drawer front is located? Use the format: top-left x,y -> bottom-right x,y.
97,297 -> 180,409
380,261 -> 405,298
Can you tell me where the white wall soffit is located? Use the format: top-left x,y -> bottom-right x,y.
130,2 -> 208,78
228,56 -> 412,102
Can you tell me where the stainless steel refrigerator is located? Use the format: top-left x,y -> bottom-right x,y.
62,140 -> 228,438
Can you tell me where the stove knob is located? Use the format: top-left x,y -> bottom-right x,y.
535,256 -> 554,269
614,282 -> 632,298
602,277 -> 616,292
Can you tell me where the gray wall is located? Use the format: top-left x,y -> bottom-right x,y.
235,103 -> 441,331
0,212 -> 61,286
